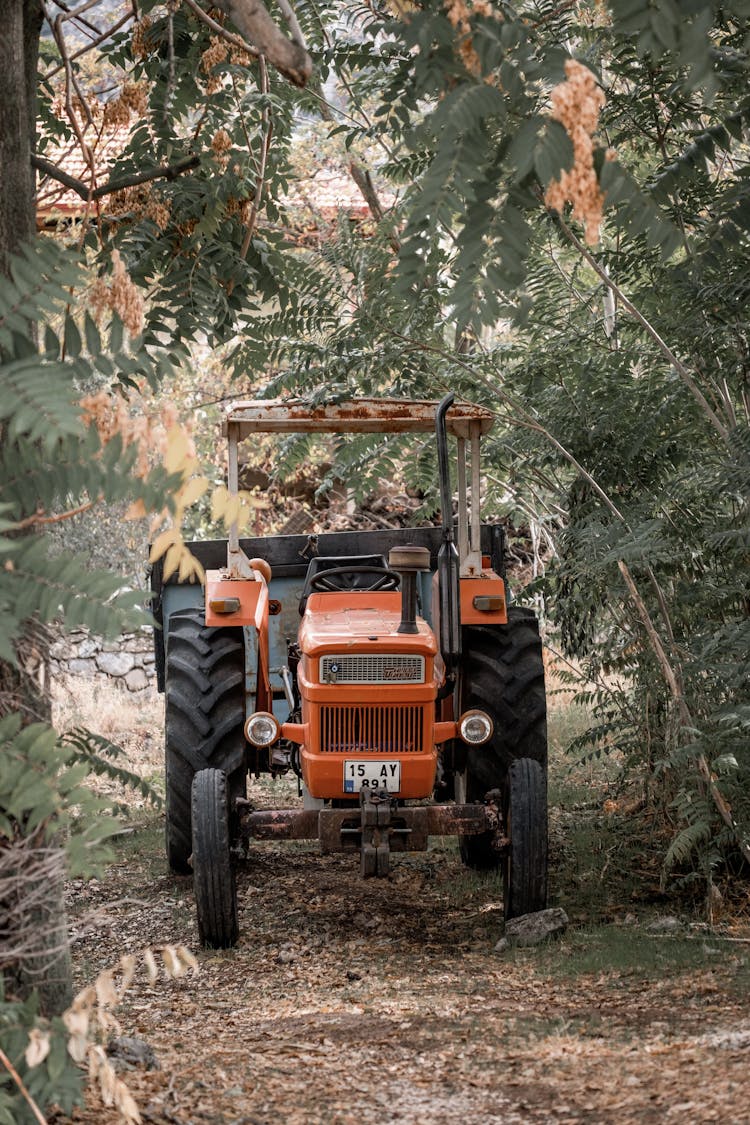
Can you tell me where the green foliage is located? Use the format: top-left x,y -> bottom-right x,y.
0,714 -> 120,874
0,242 -> 183,664
0,985 -> 82,1124
0,239 -> 172,1119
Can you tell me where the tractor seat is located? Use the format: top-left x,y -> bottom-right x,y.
298,554 -> 398,615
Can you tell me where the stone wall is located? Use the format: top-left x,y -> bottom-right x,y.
50,628 -> 156,692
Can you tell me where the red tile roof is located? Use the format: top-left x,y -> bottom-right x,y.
36,125 -> 135,218
36,126 -> 395,229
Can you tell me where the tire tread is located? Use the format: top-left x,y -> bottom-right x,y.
165,608 -> 246,873
503,758 -> 548,919
458,607 -> 547,869
191,769 -> 238,948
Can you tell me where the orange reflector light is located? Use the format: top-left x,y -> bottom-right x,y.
208,597 -> 241,614
472,595 -> 505,612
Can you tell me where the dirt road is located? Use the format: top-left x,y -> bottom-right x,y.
65,774 -> 750,1125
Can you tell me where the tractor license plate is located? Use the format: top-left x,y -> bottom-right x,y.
343,760 -> 401,793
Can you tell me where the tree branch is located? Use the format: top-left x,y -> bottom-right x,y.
209,0 -> 312,86
48,0 -> 104,38
238,56 -> 271,261
15,501 -> 95,530
0,1047 -> 48,1125
275,0 -> 307,50
313,86 -> 401,252
227,57 -> 272,296
43,11 -> 133,80
33,153 -> 200,201
182,0 -> 258,57
617,560 -> 750,865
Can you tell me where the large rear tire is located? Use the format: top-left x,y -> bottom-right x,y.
503,758 -> 547,920
192,769 -> 239,948
457,608 -> 547,869
164,608 -> 246,874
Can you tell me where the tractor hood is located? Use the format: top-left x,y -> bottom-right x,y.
299,592 -> 438,658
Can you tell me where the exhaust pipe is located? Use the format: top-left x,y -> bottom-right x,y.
388,545 -> 431,635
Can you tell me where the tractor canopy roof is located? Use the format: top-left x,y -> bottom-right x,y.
222,398 -> 495,440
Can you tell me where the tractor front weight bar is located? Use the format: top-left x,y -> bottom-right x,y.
236,794 -> 506,877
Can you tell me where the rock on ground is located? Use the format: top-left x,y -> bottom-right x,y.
498,907 -> 569,949
647,916 -> 684,934
107,1036 -> 160,1071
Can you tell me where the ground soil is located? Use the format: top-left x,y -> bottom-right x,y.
57,684 -> 750,1125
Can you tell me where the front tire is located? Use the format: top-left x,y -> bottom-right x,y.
503,758 -> 548,920
192,769 -> 239,948
457,608 -> 547,869
164,608 -> 246,873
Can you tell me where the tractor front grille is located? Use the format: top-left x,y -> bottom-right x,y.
319,654 -> 425,685
319,704 -> 425,754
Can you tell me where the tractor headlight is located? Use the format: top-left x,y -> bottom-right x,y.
459,709 -> 494,746
244,711 -> 281,747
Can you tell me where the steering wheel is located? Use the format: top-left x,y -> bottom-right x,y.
309,565 -> 400,594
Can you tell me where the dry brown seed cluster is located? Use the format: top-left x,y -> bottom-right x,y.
200,33 -> 251,92
110,184 -> 171,232
444,0 -> 482,75
89,249 -> 144,337
229,43 -> 253,65
175,218 -> 199,239
80,392 -> 183,481
211,128 -> 233,169
131,17 -> 154,59
544,59 -> 608,246
226,195 -> 252,223
103,82 -> 148,128
201,34 -> 227,82
145,192 -> 171,232
444,0 -> 500,74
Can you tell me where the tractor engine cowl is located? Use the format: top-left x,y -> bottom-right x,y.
237,573 -> 493,798
293,597 -> 440,800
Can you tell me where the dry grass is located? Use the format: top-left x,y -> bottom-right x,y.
52,677 -> 164,810
52,676 -> 163,742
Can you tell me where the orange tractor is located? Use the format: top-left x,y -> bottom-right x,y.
151,396 -> 547,946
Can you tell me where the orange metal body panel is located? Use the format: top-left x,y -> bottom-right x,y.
296,591 -> 442,799
204,570 -> 261,627
301,743 -> 438,800
253,575 -> 272,712
459,572 -> 507,625
205,569 -> 272,710
298,593 -> 438,657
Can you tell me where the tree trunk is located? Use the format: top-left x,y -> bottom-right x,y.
0,0 -> 40,271
0,0 -> 73,1017
0,0 -> 50,724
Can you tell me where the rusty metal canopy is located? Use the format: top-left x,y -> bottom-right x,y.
223,398 -> 495,440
